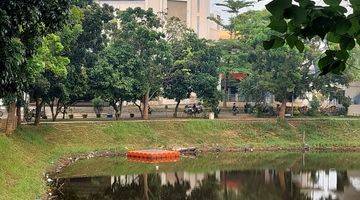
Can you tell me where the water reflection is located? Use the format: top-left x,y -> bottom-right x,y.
54,169 -> 360,200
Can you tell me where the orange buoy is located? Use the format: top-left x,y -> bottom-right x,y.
127,149 -> 180,163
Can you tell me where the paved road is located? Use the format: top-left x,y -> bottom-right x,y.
21,115 -> 360,125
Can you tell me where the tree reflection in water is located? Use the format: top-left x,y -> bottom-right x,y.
54,169 -> 359,200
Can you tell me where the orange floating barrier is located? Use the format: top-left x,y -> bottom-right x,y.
127,157 -> 179,163
127,150 -> 180,163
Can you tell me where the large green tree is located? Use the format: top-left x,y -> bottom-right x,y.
65,3 -> 114,107
0,0 -> 70,133
111,8 -> 171,120
163,18 -> 193,117
215,39 -> 250,107
28,34 -> 70,125
0,0 -> 70,98
235,11 -> 352,118
164,17 -> 221,117
216,0 -> 359,75
90,41 -> 135,119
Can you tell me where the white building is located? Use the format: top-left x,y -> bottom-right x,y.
96,0 -> 222,40
346,81 -> 360,116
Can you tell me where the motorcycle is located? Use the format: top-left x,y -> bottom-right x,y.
24,109 -> 47,122
184,104 -> 203,117
232,107 -> 241,115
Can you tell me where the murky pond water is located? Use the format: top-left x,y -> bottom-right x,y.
52,152 -> 360,200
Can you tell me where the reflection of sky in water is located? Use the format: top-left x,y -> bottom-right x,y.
293,170 -> 337,200
293,170 -> 360,200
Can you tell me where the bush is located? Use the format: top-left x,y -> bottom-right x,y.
253,103 -> 276,117
307,97 -> 320,116
92,97 -> 104,116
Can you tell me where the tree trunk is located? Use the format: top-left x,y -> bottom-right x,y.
34,99 -> 43,126
174,99 -> 181,118
50,98 -> 61,122
279,99 -> 287,119
5,102 -> 17,135
143,90 -> 150,120
49,102 -> 55,122
62,105 -> 67,119
278,171 -> 286,192
118,100 -> 123,119
16,104 -> 21,124
111,101 -> 119,120
223,74 -> 227,108
143,174 -> 149,200
135,102 -> 143,118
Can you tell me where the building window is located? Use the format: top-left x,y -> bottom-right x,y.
197,0 -> 200,13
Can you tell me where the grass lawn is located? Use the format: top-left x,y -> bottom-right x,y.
0,119 -> 360,199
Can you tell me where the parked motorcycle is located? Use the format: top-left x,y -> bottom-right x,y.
232,107 -> 240,115
24,109 -> 47,122
184,104 -> 203,117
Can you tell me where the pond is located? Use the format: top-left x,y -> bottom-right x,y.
52,152 -> 360,200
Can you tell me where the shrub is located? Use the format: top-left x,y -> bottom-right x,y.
92,97 -> 105,116
307,97 -> 320,116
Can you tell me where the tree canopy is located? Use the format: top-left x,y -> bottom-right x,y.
232,10 -> 352,118
264,0 -> 360,75
0,0 -> 71,98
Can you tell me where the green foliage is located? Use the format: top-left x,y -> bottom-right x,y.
108,8 -> 171,112
0,0 -> 71,98
90,41 -> 135,111
210,0 -> 257,34
28,34 -> 70,121
234,11 -> 306,104
64,3 -> 115,104
215,0 -> 255,14
307,96 -> 321,116
91,97 -> 105,115
28,34 -> 69,77
164,18 -> 221,115
229,11 -> 352,111
264,0 -> 360,75
347,45 -> 360,81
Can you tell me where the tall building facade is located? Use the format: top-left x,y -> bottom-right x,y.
96,0 -> 221,40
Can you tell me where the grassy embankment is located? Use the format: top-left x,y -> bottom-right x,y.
0,119 -> 360,199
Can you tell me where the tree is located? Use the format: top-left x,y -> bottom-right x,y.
163,18 -> 194,117
264,0 -> 360,75
90,41 -> 135,119
112,8 -> 171,120
54,6 -> 84,119
163,17 -> 221,117
348,45 -> 360,81
28,34 -> 69,125
239,45 -> 305,118
64,3 -> 115,111
235,11 -> 352,118
188,38 -> 221,116
215,39 -> 250,107
0,0 -> 70,133
0,0 -> 70,98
